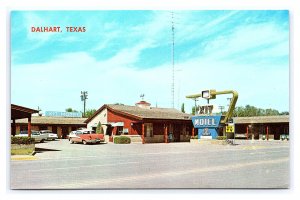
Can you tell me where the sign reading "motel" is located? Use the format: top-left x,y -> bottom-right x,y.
191,115 -> 222,128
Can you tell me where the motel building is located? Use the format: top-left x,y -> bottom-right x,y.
232,115 -> 289,140
85,101 -> 195,143
11,104 -> 289,142
11,104 -> 87,139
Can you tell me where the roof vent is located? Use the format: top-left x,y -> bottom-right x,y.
135,101 -> 151,109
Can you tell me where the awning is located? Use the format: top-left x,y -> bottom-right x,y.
103,122 -> 124,127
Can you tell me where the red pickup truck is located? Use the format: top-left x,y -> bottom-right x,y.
70,129 -> 105,145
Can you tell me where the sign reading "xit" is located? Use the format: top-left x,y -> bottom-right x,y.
191,115 -> 222,128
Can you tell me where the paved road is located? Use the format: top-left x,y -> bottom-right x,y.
10,140 -> 289,189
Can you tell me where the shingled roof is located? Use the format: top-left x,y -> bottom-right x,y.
85,104 -> 192,123
233,115 -> 289,124
15,116 -> 88,125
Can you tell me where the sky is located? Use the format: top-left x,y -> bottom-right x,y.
11,10 -> 289,114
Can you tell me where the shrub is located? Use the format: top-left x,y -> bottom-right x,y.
217,136 -> 227,140
190,135 -> 198,139
114,136 -> 131,144
96,121 -> 104,134
11,136 -> 35,145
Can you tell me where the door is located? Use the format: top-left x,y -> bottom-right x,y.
173,124 -> 180,142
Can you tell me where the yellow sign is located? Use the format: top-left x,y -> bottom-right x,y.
226,125 -> 234,133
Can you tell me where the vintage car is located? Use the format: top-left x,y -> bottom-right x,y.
17,130 -> 48,143
39,130 -> 58,140
68,130 -> 77,141
70,129 -> 105,145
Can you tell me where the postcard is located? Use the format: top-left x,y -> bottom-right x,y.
10,10 -> 289,189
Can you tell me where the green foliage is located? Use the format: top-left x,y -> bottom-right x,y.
114,136 -> 131,144
217,136 -> 227,140
85,109 -> 97,118
233,105 -> 288,117
181,103 -> 185,113
11,148 -> 34,155
96,121 -> 104,134
11,136 -> 35,145
191,106 -> 196,115
190,135 -> 198,139
65,108 -> 78,112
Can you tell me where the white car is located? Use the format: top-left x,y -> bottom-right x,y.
68,131 -> 77,141
17,130 -> 48,143
39,130 -> 58,141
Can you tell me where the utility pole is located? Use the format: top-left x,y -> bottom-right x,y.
80,91 -> 88,117
194,98 -> 199,115
218,105 -> 225,114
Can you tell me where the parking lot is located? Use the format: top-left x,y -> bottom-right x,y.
10,139 -> 289,189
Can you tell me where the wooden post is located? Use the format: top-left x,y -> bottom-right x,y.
246,126 -> 249,140
192,127 -> 195,137
12,119 -> 16,136
28,116 -> 32,137
164,124 -> 168,143
266,126 -> 269,141
142,123 -> 145,144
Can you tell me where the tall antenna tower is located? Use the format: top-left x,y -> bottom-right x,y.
171,11 -> 175,108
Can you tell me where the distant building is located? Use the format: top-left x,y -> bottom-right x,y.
233,115 -> 289,140
14,116 -> 87,139
11,104 -> 39,137
85,101 -> 195,143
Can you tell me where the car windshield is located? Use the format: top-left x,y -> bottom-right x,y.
75,131 -> 82,135
31,131 -> 39,135
41,130 -> 51,133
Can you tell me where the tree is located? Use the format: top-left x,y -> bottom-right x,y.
280,111 -> 289,115
65,108 -> 78,112
96,121 -> 104,134
233,105 -> 283,117
85,109 -> 97,118
191,106 -> 196,115
181,103 -> 185,113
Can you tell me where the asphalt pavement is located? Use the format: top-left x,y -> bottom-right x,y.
10,139 -> 290,189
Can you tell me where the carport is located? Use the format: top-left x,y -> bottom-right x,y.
11,104 -> 39,137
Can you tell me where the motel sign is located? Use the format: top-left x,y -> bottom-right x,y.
192,115 -> 222,139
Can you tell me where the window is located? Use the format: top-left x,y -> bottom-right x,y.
145,123 -> 153,137
116,126 -> 123,135
123,128 -> 129,135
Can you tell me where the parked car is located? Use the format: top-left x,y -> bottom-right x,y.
68,130 -> 77,141
17,130 -> 48,143
70,129 -> 105,145
39,130 -> 58,141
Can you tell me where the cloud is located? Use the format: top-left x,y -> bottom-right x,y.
12,47 -> 289,114
11,11 -> 289,113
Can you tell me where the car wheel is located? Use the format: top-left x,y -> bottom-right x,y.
83,140 -> 87,145
70,140 -> 74,144
40,139 -> 45,143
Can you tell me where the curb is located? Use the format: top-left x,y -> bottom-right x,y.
11,152 -> 37,161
